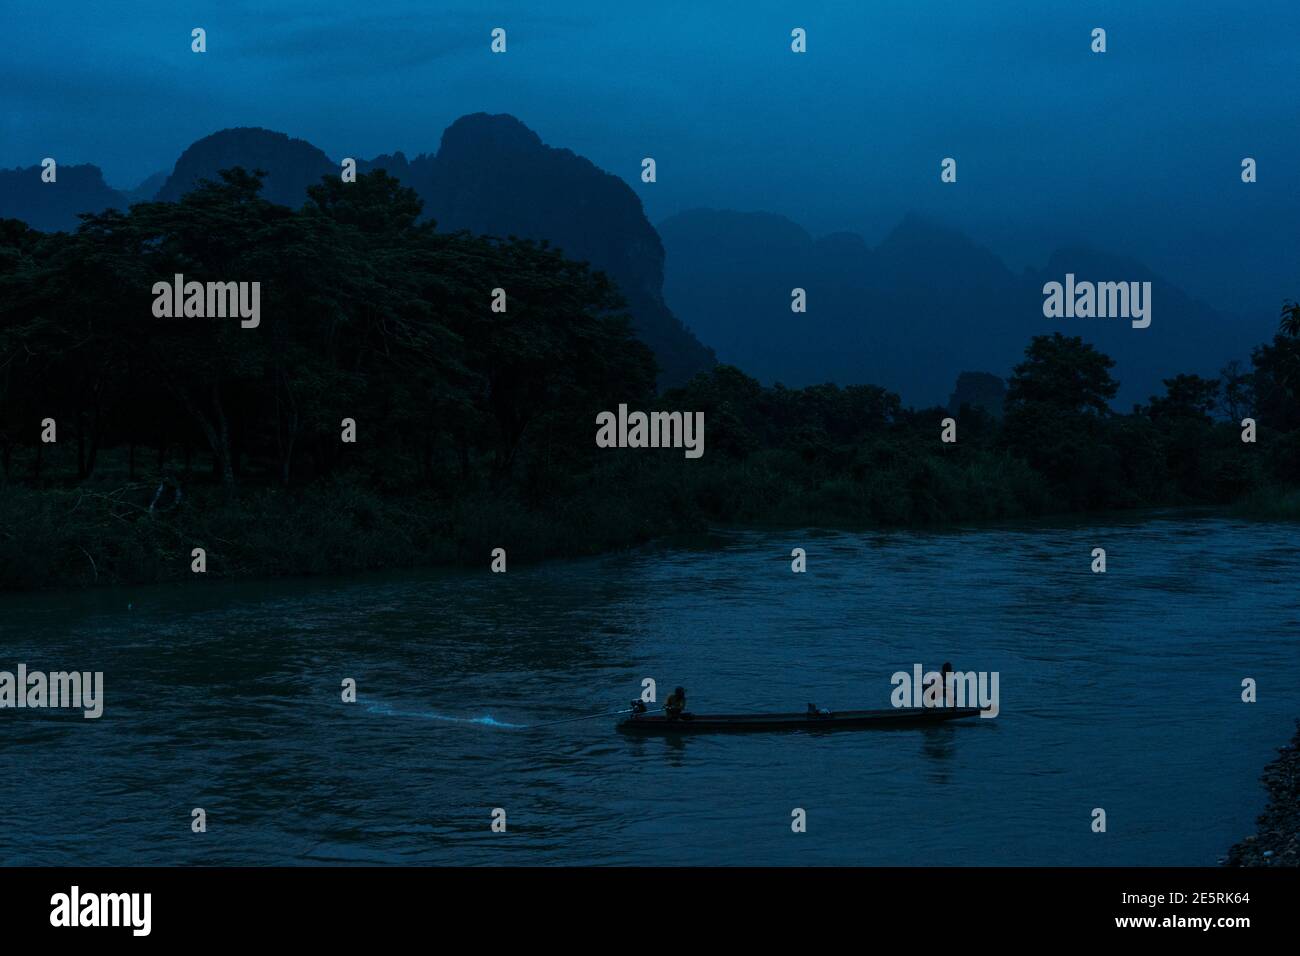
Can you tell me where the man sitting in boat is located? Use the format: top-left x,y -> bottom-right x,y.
664,687 -> 688,720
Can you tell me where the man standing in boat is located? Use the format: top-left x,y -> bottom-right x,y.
664,686 -> 688,720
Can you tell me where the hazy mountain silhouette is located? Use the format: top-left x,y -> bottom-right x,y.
0,117 -> 714,389
1,125 -> 1273,403
156,128 -> 336,207
659,208 -> 1271,408
139,117 -> 715,387
356,151 -> 414,181
124,170 -> 169,203
0,166 -> 164,231
1020,246 -> 1261,409
0,163 -> 127,232
405,113 -> 714,388
356,117 -> 712,387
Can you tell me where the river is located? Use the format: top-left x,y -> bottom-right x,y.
1,512 -> 1296,865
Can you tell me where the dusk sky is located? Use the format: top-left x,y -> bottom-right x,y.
5,0 -> 1297,315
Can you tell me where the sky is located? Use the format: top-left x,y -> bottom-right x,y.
3,0 -> 1297,317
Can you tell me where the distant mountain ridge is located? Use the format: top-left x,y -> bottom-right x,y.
657,208 -> 1270,408
156,128 -> 335,208
0,163 -> 128,232
416,114 -> 708,387
0,126 -> 1270,403
0,116 -> 714,389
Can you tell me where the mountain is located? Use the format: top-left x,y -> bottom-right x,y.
136,117 -> 715,387
659,208 -> 1271,408
1019,246 -> 1260,409
0,163 -> 127,232
156,128 -> 336,208
0,118 -> 714,389
356,151 -> 416,181
2,126 -> 1265,403
411,114 -> 714,387
124,171 -> 168,203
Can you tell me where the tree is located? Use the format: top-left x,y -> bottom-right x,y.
1251,333 -> 1300,432
0,166 -> 660,499
1005,333 -> 1118,415
1001,334 -> 1121,509
1219,359 -> 1254,422
1146,374 -> 1220,423
1280,300 -> 1300,338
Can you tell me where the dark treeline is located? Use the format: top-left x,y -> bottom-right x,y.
0,168 -> 652,491
1,169 -> 1297,589
665,322 -> 1297,525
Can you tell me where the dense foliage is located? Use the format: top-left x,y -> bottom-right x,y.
0,171 -> 1296,589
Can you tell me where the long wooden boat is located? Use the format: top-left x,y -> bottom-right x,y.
617,707 -> 983,734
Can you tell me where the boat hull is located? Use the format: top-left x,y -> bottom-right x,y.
617,707 -> 983,734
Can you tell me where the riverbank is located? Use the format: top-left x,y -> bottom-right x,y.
1225,720 -> 1300,866
1233,486 -> 1300,521
0,435 -> 1046,591
0,471 -> 689,591
2,454 -> 1295,593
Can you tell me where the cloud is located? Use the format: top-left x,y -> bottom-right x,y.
230,13 -> 487,75
225,6 -> 592,77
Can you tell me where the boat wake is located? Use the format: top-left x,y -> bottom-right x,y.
363,701 -> 524,728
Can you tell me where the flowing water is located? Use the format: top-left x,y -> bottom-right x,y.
1,512 -> 1297,865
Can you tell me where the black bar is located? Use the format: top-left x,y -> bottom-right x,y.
0,866 -> 1288,940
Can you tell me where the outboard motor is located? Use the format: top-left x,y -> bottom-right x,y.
629,699 -> 648,717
